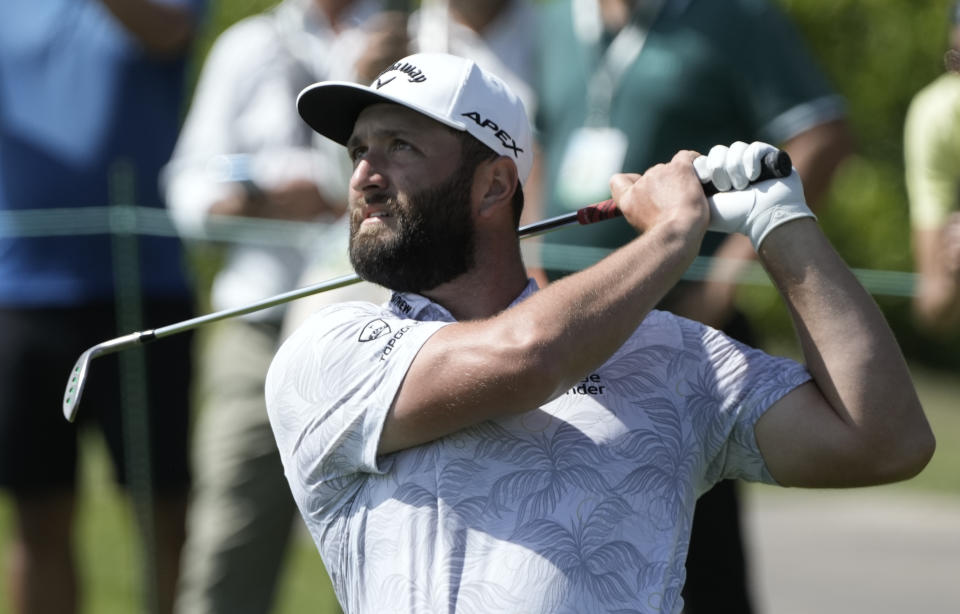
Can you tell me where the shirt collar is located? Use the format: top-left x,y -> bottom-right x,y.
386,279 -> 540,322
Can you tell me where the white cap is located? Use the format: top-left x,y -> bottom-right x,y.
297,52 -> 533,185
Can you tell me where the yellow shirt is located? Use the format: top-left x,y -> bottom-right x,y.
905,72 -> 960,229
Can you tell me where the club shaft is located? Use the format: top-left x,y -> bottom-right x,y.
145,214 -> 584,342
62,212 -> 584,422
516,211 -> 581,237
153,273 -> 362,339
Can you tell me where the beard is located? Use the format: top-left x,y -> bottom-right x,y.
348,165 -> 476,294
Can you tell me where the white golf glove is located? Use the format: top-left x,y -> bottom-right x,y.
693,141 -> 815,250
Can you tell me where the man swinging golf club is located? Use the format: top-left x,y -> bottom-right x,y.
265,52 -> 934,613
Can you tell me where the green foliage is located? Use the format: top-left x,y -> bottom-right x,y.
0,431 -> 335,614
740,0 -> 960,365
782,0 -> 950,161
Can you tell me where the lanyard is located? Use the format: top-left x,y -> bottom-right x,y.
572,0 -> 666,127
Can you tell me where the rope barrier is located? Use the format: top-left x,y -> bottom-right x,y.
0,205 -> 322,247
526,242 -> 918,297
1,205 -> 919,297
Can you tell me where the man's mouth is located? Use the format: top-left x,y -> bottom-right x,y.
352,192 -> 395,229
357,208 -> 393,230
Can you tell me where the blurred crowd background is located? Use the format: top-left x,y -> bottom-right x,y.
1,1 -> 958,614
187,0 -> 960,365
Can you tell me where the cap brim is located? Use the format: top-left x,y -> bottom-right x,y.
297,81 -> 466,146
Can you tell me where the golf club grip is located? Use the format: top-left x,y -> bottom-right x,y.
575,149 -> 792,225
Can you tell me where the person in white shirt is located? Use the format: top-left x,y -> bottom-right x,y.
411,0 -> 537,112
162,1 -> 403,612
265,53 -> 934,613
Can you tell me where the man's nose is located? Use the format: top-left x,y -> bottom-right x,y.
351,155 -> 387,192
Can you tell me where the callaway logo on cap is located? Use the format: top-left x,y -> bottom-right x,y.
296,53 -> 534,185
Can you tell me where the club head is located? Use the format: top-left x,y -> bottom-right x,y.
62,330 -> 151,422
63,346 -> 97,422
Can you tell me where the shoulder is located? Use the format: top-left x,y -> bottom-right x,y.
269,300 -> 428,380
908,73 -> 960,118
906,74 -> 960,152
266,301 -> 390,417
279,301 -> 392,354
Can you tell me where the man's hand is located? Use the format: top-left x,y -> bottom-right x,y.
210,179 -> 343,221
610,150 -> 710,239
913,212 -> 960,331
694,141 -> 815,250
942,211 -> 960,275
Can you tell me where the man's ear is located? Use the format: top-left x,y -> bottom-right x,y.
476,156 -> 519,218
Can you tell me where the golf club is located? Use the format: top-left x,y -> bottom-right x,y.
62,149 -> 791,422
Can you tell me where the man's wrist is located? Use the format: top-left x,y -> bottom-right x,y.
749,204 -> 817,249
647,214 -> 709,261
755,216 -> 822,269
744,173 -> 816,250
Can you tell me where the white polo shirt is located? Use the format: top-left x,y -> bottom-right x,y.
266,281 -> 810,613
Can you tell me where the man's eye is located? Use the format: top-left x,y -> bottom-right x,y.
391,140 -> 413,152
350,147 -> 367,162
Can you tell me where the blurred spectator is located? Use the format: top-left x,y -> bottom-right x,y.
532,0 -> 852,612
0,0 -> 205,613
411,0 -> 537,111
905,2 -> 960,332
161,1 -> 405,612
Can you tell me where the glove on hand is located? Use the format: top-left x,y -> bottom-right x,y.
693,141 -> 815,250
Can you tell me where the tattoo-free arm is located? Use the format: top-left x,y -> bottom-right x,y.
754,219 -> 935,487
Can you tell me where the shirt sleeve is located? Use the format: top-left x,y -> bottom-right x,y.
265,301 -> 450,515
686,318 -> 812,490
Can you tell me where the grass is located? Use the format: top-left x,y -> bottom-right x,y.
1,365 -> 958,614
0,430 -> 336,614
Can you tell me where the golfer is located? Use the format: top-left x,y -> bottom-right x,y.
265,53 -> 934,613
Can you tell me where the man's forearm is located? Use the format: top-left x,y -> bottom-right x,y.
526,219 -> 705,395
758,219 -> 932,476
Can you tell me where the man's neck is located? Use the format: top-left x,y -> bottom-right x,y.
423,251 -> 529,321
